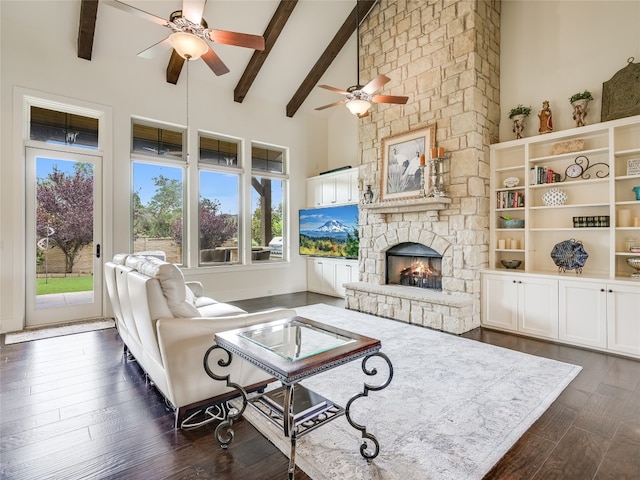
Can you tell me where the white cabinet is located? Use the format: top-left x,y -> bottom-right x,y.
558,280 -> 607,349
483,271 -> 640,359
559,279 -> 640,356
306,167 -> 358,207
307,257 -> 357,298
482,272 -> 558,340
606,283 -> 640,357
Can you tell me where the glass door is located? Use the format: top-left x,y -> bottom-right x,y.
25,147 -> 103,327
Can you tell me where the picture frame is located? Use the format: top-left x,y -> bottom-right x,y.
627,158 -> 640,176
380,125 -> 435,201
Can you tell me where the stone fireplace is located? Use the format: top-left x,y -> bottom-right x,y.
386,242 -> 442,291
342,0 -> 500,335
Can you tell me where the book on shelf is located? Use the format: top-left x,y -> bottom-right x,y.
261,385 -> 332,422
530,165 -> 561,185
496,190 -> 524,209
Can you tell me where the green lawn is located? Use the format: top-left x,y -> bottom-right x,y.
36,275 -> 93,295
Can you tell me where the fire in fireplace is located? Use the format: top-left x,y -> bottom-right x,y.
385,242 -> 442,291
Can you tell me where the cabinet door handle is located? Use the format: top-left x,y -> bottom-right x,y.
600,288 -> 605,292
608,289 -> 613,293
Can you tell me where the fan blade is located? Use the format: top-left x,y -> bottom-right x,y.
207,29 -> 265,50
317,85 -> 350,96
201,47 -> 230,76
104,0 -> 169,27
315,99 -> 346,111
182,0 -> 206,25
138,37 -> 171,59
362,74 -> 390,94
372,94 -> 409,105
358,111 -> 370,119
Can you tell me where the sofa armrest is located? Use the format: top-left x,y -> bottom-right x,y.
185,281 -> 204,298
155,308 -> 297,409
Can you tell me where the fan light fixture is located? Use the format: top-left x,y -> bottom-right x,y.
346,97 -> 371,116
169,32 -> 208,60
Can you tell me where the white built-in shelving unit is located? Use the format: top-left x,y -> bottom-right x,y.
483,115 -> 640,358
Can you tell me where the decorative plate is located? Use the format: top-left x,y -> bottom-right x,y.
542,187 -> 567,206
551,239 -> 588,274
503,176 -> 520,188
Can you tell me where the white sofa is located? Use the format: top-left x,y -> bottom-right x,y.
104,253 -> 296,428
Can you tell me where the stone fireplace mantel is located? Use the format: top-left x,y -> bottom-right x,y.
360,196 -> 452,214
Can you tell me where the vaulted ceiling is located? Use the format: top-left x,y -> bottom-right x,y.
78,0 -> 378,117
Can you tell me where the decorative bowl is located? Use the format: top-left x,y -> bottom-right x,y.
629,246 -> 640,253
501,259 -> 522,269
626,257 -> 640,277
503,177 -> 520,188
503,219 -> 524,228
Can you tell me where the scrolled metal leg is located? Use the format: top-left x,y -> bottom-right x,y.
345,351 -> 393,460
203,345 -> 248,449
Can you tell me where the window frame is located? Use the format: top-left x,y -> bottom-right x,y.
130,118 -> 187,266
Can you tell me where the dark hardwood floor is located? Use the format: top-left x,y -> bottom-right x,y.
1,292 -> 638,479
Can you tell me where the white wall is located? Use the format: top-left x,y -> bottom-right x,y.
500,0 -> 640,142
0,0 -> 332,333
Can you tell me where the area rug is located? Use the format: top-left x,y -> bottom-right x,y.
240,304 -> 582,480
3,318 -> 115,344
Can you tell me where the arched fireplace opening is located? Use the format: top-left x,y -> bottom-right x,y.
385,242 -> 443,291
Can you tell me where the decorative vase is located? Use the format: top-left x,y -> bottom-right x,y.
633,186 -> 640,200
542,187 -> 567,206
363,184 -> 374,204
571,99 -> 590,127
511,113 -> 527,139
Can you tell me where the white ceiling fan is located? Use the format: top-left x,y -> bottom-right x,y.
105,0 -> 265,76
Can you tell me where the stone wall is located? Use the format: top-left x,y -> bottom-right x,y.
350,0 -> 501,333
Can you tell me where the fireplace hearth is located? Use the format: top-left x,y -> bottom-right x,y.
386,242 -> 442,291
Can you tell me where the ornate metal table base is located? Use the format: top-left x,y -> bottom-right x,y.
345,352 -> 394,460
204,346 -> 394,478
203,345 -> 248,449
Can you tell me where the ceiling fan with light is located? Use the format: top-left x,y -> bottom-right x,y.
314,1 -> 407,117
105,0 -> 265,76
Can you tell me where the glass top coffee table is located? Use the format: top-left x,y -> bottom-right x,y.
204,316 -> 393,480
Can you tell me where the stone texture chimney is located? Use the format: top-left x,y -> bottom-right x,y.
346,0 -> 501,334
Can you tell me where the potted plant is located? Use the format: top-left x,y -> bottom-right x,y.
569,90 -> 593,127
569,90 -> 594,104
508,104 -> 531,139
508,104 -> 532,119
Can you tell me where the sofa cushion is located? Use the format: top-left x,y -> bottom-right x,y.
126,255 -> 199,318
196,302 -> 246,317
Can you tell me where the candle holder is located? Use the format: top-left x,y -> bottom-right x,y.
427,156 -> 447,197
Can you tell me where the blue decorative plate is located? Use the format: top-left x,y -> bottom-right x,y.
551,239 -> 588,274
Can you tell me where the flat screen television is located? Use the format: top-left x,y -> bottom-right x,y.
299,204 -> 359,259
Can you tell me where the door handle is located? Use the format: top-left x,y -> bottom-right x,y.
96,244 -> 101,259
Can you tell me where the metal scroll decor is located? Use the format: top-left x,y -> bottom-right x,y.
562,155 -> 609,181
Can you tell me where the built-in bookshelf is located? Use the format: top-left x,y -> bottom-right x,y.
484,115 -> 640,359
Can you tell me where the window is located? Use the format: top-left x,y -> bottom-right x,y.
251,143 -> 287,262
30,106 -> 98,149
129,122 -> 289,268
131,121 -> 185,265
198,135 -> 241,265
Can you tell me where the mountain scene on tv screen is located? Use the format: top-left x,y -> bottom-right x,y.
299,205 -> 359,258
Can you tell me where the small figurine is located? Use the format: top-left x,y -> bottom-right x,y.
538,100 -> 553,134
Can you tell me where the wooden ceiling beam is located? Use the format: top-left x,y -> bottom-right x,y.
77,0 -> 99,60
234,0 -> 299,103
285,0 -> 377,118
